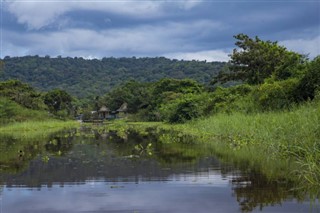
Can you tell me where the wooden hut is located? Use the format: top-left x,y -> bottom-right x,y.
116,102 -> 128,118
98,105 -> 110,119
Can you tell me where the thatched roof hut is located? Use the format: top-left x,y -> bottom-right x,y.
98,105 -> 110,119
99,105 -> 110,112
117,102 -> 128,112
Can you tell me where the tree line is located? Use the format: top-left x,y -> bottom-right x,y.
0,56 -> 225,98
96,34 -> 320,123
1,34 -> 319,124
0,80 -> 73,124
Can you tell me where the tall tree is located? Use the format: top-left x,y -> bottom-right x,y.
295,56 -> 320,101
101,80 -> 152,113
44,89 -> 73,114
216,34 -> 305,85
0,80 -> 44,109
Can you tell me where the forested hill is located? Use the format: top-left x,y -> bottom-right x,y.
0,56 -> 226,98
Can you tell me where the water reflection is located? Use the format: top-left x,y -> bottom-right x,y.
0,128 -> 318,212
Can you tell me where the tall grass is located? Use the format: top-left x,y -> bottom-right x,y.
0,96 -> 80,138
183,101 -> 320,184
0,97 -> 52,125
0,120 -> 80,140
118,100 -> 319,188
188,101 -> 318,148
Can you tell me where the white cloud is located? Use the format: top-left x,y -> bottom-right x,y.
280,36 -> 320,58
178,0 -> 202,10
6,2 -> 71,30
5,0 -> 202,30
2,19 -> 220,57
165,50 -> 230,62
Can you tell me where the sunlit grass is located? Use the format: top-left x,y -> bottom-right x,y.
0,97 -> 51,125
183,101 -> 319,186
108,101 -> 320,188
0,120 -> 80,140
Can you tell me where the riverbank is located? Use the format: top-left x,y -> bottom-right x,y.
1,100 -> 318,189
105,100 -> 320,189
0,120 -> 80,140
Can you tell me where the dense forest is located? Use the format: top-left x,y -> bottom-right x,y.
0,34 -> 319,125
0,56 -> 225,98
96,34 -> 320,123
1,34 -> 319,195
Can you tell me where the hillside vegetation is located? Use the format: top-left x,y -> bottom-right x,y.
98,34 -> 319,123
0,56 -> 225,98
99,35 -> 320,187
0,80 -> 75,125
0,34 -> 319,188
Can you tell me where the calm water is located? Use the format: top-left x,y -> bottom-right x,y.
0,128 -> 318,213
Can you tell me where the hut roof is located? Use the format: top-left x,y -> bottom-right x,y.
99,105 -> 110,112
117,102 -> 128,112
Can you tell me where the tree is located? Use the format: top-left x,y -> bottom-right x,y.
1,55 -> 225,99
101,80 -> 152,113
217,34 -> 305,85
0,60 -> 4,76
152,78 -> 203,109
160,93 -> 206,123
0,80 -> 44,109
44,89 -> 73,114
153,78 -> 203,96
295,56 -> 320,101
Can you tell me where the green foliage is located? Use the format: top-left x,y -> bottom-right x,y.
81,110 -> 100,121
111,99 -> 320,188
253,78 -> 299,110
206,84 -> 253,114
188,100 -> 320,186
1,56 -> 225,98
100,78 -> 204,121
151,79 -> 202,121
0,97 -> 50,125
1,36 -> 318,125
100,51 -> 319,123
44,89 -> 73,115
295,56 -> 320,101
82,111 -> 93,121
101,80 -> 152,113
0,80 -> 45,109
153,78 -> 203,95
158,84 -> 253,124
159,93 -> 207,123
0,80 -> 75,121
0,97 -> 17,124
0,59 -> 4,74
273,51 -> 307,80
219,33 -> 305,85
0,79 -> 77,125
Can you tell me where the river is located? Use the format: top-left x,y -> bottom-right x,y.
0,128 -> 318,212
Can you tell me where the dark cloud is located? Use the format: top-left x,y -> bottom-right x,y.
2,0 -> 319,61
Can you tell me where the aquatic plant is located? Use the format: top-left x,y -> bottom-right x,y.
104,100 -> 320,189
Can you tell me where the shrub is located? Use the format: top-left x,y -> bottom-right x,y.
0,80 -> 45,110
206,84 -> 254,114
295,56 -> 320,101
253,78 -> 299,111
0,97 -> 50,125
159,93 -> 208,123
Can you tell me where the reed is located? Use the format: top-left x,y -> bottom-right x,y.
183,101 -> 319,186
113,101 -> 320,187
0,120 -> 80,139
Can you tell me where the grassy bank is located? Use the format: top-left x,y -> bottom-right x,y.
183,101 -> 320,186
0,120 -> 80,140
0,97 -> 51,125
105,101 -> 320,188
0,120 -> 80,174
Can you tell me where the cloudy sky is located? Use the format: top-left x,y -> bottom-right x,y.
1,0 -> 320,61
